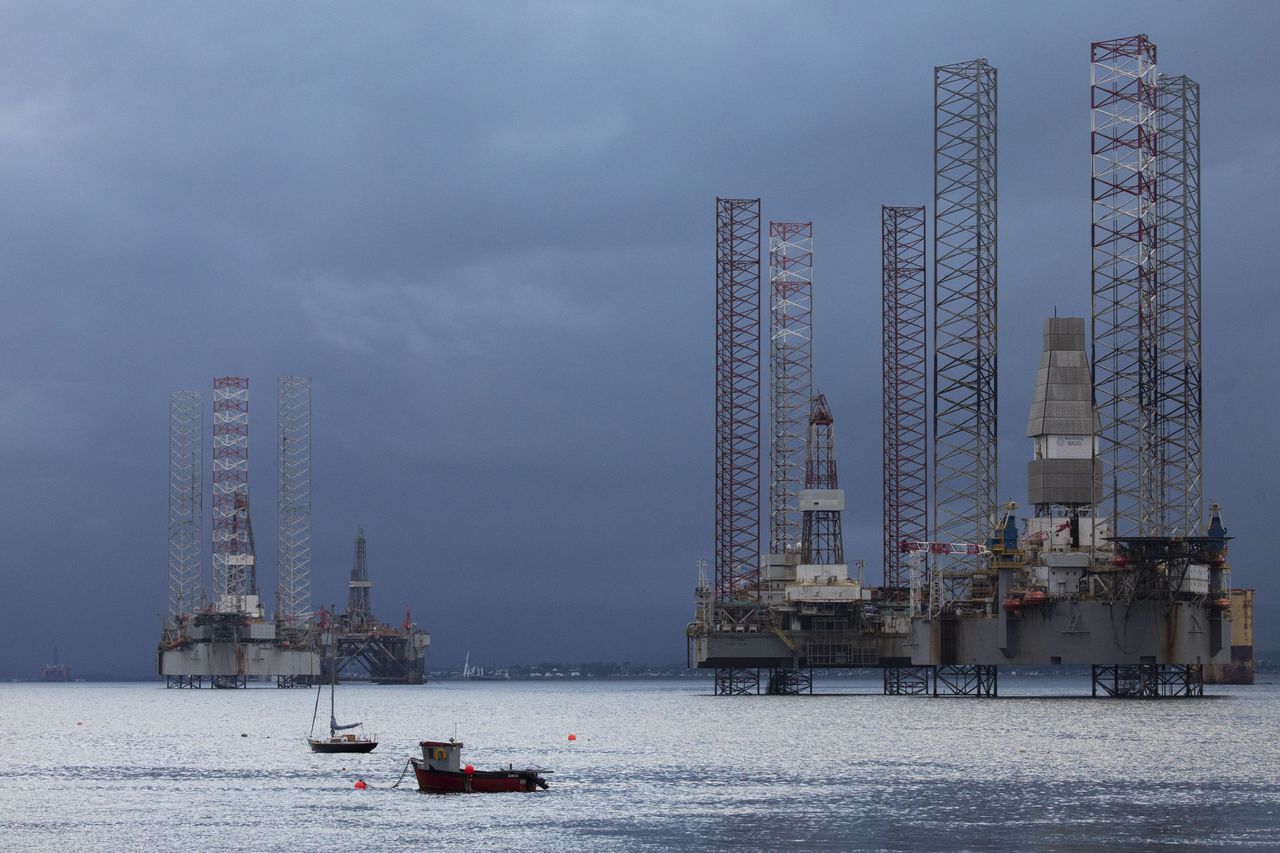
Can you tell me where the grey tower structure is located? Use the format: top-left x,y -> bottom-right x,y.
1026,318 -> 1101,518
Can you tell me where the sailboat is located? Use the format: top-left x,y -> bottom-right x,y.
308,643 -> 378,754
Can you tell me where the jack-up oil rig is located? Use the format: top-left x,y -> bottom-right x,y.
687,35 -> 1254,697
157,377 -> 428,687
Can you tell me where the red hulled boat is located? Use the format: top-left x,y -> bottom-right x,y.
411,740 -> 550,793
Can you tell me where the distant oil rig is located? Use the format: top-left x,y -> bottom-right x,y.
157,377 -> 429,688
40,647 -> 71,682
688,34 -> 1255,697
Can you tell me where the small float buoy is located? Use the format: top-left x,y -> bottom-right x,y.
567,733 -> 577,741
354,779 -> 367,790
240,733 -> 248,738
76,721 -> 83,726
464,764 -> 475,775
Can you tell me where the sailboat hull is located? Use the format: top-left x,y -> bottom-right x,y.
308,737 -> 378,754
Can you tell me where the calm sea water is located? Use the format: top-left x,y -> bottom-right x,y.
1,676 -> 1278,851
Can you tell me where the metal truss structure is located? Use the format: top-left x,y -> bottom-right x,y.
1091,663 -> 1204,698
347,528 -> 372,623
882,206 -> 928,595
801,394 -> 843,566
768,222 -> 813,556
212,377 -> 252,604
714,667 -> 760,696
167,390 -> 203,627
277,377 -> 313,633
715,198 -> 762,612
1155,74 -> 1203,536
934,663 -> 997,697
766,667 -> 813,695
1091,35 -> 1159,537
1103,534 -> 1227,604
883,665 -> 932,695
933,59 -> 998,596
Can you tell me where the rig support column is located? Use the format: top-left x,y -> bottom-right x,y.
277,377 -> 313,642
768,222 -> 813,559
167,390 -> 203,631
882,206 -> 928,597
714,198 -> 763,624
934,664 -> 998,697
1154,73 -> 1203,536
1091,35 -> 1159,537
933,59 -> 998,600
714,667 -> 761,696
883,665 -> 932,695
1091,663 -> 1204,697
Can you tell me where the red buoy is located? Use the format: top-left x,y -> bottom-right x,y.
567,733 -> 577,742
464,764 -> 475,775
354,779 -> 367,790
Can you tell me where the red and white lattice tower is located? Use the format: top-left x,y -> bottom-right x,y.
882,206 -> 928,595
212,377 -> 252,609
714,198 -> 762,614
1091,35 -> 1159,537
768,221 -> 812,557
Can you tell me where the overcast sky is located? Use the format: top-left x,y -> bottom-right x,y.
2,1 -> 1277,677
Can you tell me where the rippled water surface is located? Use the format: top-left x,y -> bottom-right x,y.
2,677 -> 1278,851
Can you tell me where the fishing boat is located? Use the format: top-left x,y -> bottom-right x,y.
307,647 -> 377,754
411,739 -> 549,793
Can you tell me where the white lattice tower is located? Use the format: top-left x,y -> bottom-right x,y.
1091,35 -> 1159,537
277,376 -> 312,629
168,390 -> 203,624
768,222 -> 812,556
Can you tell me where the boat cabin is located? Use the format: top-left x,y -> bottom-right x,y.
420,740 -> 463,772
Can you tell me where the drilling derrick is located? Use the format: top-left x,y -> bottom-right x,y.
166,390 -> 203,635
800,394 -> 843,566
763,221 -> 813,607
1091,35 -> 1159,537
1155,74 -> 1202,535
277,376 -> 313,638
933,59 -> 998,606
881,206 -> 928,598
347,527 -> 371,626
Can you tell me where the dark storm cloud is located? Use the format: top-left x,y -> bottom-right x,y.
2,1 -> 1277,675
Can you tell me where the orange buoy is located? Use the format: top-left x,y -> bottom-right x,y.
353,779 -> 367,790
567,733 -> 577,741
464,764 -> 475,775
